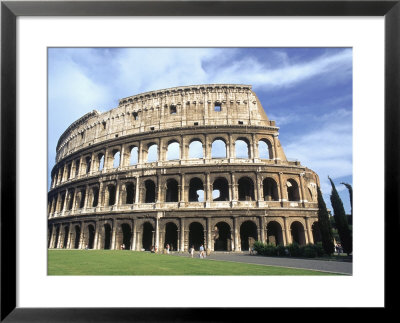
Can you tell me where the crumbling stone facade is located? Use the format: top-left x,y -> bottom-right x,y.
48,84 -> 321,252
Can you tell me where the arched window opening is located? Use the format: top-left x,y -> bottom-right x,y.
189,222 -> 204,251
98,153 -> 105,171
145,180 -> 156,203
287,179 -> 300,201
166,179 -> 179,202
165,222 -> 178,251
189,140 -> 203,159
85,156 -> 91,174
67,190 -> 74,210
290,221 -> 306,246
258,140 -> 273,159
107,185 -> 116,206
142,222 -> 154,251
240,221 -> 258,251
120,223 -> 132,250
211,139 -> 226,158
103,224 -> 112,250
189,177 -> 204,202
167,141 -> 180,161
235,139 -> 249,159
73,226 -> 80,249
63,226 -> 69,249
92,187 -> 99,207
129,146 -> 138,165
263,178 -> 279,201
112,150 -> 120,168
238,177 -> 255,201
170,105 -> 177,114
267,221 -> 284,246
212,177 -> 229,201
125,183 -> 135,204
213,222 -> 231,251
147,144 -> 158,163
132,112 -> 138,120
79,189 -> 86,209
75,160 -> 80,177
67,163 -> 72,179
87,225 -> 95,249
60,193 -> 66,211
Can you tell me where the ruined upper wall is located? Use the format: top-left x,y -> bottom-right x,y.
55,84 -> 277,162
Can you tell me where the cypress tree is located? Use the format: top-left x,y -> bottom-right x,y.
341,182 -> 353,225
329,177 -> 352,255
317,186 -> 335,255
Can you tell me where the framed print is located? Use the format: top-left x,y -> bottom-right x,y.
1,0 -> 399,321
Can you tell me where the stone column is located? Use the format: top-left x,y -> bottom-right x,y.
180,173 -> 185,204
103,149 -> 109,171
233,217 -> 239,251
305,217 -> 313,244
138,141 -> 143,165
180,218 -> 185,251
135,177 -> 140,205
93,221 -> 100,249
206,218 -> 212,251
255,173 -> 261,203
119,144 -> 125,168
260,216 -> 266,243
90,152 -> 95,174
205,172 -> 211,206
49,224 -> 56,248
67,223 -> 73,249
278,172 -> 286,204
252,133 -> 258,160
83,185 -> 89,209
230,172 -> 237,201
111,219 -> 117,250
283,217 -> 291,245
115,180 -> 120,206
155,217 -> 160,250
227,134 -> 233,159
299,173 -> 306,204
79,222 -> 85,249
273,134 -> 279,161
131,220 -> 137,251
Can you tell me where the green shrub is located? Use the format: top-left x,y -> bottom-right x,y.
264,244 -> 277,256
287,242 -> 302,257
303,244 -> 317,258
253,241 -> 265,255
315,242 -> 325,257
276,245 -> 287,257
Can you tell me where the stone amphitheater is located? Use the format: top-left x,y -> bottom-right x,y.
47,84 -> 322,253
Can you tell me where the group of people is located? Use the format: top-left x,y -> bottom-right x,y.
190,245 -> 206,258
335,243 -> 343,254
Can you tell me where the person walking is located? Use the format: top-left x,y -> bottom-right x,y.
199,244 -> 205,258
166,244 -> 170,254
190,245 -> 194,258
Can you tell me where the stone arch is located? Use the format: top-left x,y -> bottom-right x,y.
117,222 -> 132,250
124,182 -> 135,204
166,140 -> 180,161
188,139 -> 204,159
102,223 -> 112,250
84,224 -> 95,249
89,185 -> 99,207
144,179 -> 156,203
129,145 -> 139,165
164,222 -> 178,251
212,177 -> 229,201
235,137 -> 250,159
112,150 -> 120,168
263,177 -> 279,201
67,190 -> 75,210
62,225 -> 69,248
73,225 -> 81,249
287,178 -> 300,201
74,159 -> 80,177
147,143 -> 158,163
258,139 -> 273,159
189,222 -> 204,251
240,220 -> 258,251
188,177 -> 204,202
290,221 -> 306,246
106,184 -> 116,206
97,152 -> 105,171
165,178 -> 179,202
213,221 -> 232,251
267,221 -> 284,246
211,138 -> 227,158
142,221 -> 154,251
312,221 -> 322,244
238,176 -> 255,201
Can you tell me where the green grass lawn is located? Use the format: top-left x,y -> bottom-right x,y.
48,250 -> 338,275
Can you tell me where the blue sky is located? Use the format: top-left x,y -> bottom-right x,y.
48,47 -> 353,214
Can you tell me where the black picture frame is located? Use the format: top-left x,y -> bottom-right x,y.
1,0 -> 398,321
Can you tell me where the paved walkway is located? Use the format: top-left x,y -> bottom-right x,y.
171,252 -> 352,275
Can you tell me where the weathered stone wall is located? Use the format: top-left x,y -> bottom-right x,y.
48,84 -> 320,252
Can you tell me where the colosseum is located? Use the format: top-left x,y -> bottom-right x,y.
47,84 -> 322,253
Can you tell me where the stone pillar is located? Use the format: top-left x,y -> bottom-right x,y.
111,219 -> 117,250
233,217 -> 239,251
83,185 -> 89,209
115,180 -> 120,206
260,216 -> 266,243
180,218 -> 185,251
255,173 -> 261,203
49,224 -> 56,248
61,190 -> 68,214
138,141 -> 143,165
79,222 -> 85,249
230,172 -> 237,201
93,221 -> 100,249
278,172 -> 286,204
273,134 -> 279,161
299,173 -> 306,204
305,217 -> 313,244
283,217 -> 291,245
180,173 -> 185,204
90,152 -> 95,174
135,177 -> 140,205
131,220 -> 137,251
252,133 -> 258,160
205,172 -> 211,206
120,144 -> 125,168
206,218 -> 212,251
227,134 -> 233,159
155,217 -> 160,250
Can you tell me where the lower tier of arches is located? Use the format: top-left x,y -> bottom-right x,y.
48,214 -> 321,252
